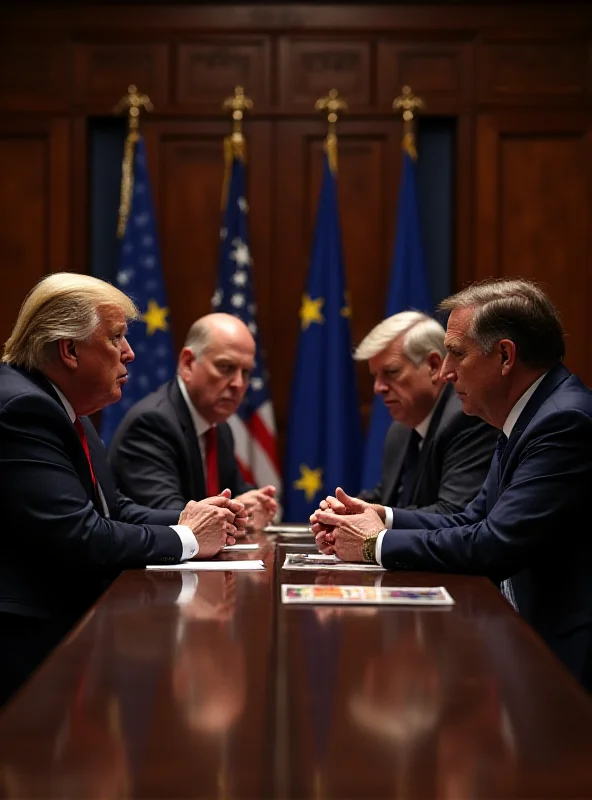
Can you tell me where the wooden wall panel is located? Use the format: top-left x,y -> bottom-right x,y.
73,42 -> 169,110
278,39 -> 373,109
0,41 -> 69,112
175,38 -> 271,111
478,39 -> 591,104
0,119 -> 71,347
475,113 -> 592,380
376,41 -> 473,111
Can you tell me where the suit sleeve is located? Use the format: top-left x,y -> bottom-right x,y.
409,418 -> 497,515
109,410 -> 188,511
0,395 -> 182,567
381,410 -> 592,581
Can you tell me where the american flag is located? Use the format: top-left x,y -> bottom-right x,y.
212,151 -> 282,499
101,136 -> 175,446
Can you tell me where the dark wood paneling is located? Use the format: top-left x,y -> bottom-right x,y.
175,38 -> 271,111
278,38 -> 373,109
0,118 -> 71,347
0,41 -> 69,112
73,42 -> 169,110
478,39 -> 591,104
475,112 -> 592,381
377,41 -> 474,111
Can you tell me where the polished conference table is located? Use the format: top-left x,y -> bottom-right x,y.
1,532 -> 592,798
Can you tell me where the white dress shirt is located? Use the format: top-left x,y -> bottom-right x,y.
374,374 -> 547,566
50,382 -> 198,560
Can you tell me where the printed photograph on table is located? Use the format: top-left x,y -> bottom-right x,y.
282,553 -> 385,572
281,584 -> 455,605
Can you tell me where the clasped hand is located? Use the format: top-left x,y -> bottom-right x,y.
178,489 -> 248,558
309,487 -> 386,562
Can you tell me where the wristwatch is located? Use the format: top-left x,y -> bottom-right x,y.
362,534 -> 379,564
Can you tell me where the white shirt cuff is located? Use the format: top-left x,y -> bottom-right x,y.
383,506 -> 393,528
170,524 -> 199,560
375,529 -> 388,567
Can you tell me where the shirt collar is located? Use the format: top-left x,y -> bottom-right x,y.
48,380 -> 76,423
414,403 -> 436,441
177,376 -> 212,438
502,373 -> 547,439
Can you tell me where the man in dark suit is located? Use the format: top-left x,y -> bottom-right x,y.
356,312 -> 496,512
313,279 -> 592,690
0,273 -> 246,706
109,313 -> 277,528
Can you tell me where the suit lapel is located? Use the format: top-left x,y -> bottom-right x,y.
408,384 -> 452,505
383,427 -> 411,505
499,364 -> 571,476
169,380 -> 205,498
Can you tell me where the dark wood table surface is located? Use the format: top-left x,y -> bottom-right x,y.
1,534 -> 592,799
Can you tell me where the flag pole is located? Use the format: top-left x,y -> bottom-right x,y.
314,88 -> 347,174
114,84 -> 153,238
392,84 -> 425,160
221,86 -> 252,208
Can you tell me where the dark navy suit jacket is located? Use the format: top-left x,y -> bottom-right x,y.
0,365 -> 182,624
109,378 -> 251,511
381,364 -> 592,688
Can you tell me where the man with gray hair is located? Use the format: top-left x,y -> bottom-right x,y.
109,313 -> 277,529
356,311 -> 496,512
313,279 -> 592,690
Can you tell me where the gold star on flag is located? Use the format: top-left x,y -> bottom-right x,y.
299,294 -> 324,331
293,464 -> 323,502
141,299 -> 169,336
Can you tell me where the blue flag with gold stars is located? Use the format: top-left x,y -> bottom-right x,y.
360,137 -> 431,489
100,136 -> 175,446
284,152 -> 363,521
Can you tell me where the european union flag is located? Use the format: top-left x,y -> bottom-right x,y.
360,136 -> 431,489
100,136 -> 175,446
213,149 -> 282,494
284,151 -> 363,521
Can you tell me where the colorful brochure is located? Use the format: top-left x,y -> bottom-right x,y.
281,584 -> 455,605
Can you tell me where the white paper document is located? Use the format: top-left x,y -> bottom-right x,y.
282,553 -> 385,572
222,543 -> 259,551
146,560 -> 265,571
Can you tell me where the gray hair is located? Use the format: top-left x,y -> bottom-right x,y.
439,278 -> 565,369
354,311 -> 446,366
3,272 -> 138,370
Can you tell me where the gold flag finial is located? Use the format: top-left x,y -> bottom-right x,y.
392,85 -> 425,160
315,88 -> 347,173
114,85 -> 154,237
221,86 -> 253,207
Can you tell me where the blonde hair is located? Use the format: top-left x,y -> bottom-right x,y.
354,311 -> 446,365
3,272 -> 138,370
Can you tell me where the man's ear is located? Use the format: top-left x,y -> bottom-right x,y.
426,351 -> 443,383
57,339 -> 78,370
498,339 -> 516,374
178,347 -> 196,380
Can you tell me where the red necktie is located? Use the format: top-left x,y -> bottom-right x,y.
204,426 -> 219,496
74,417 -> 97,487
